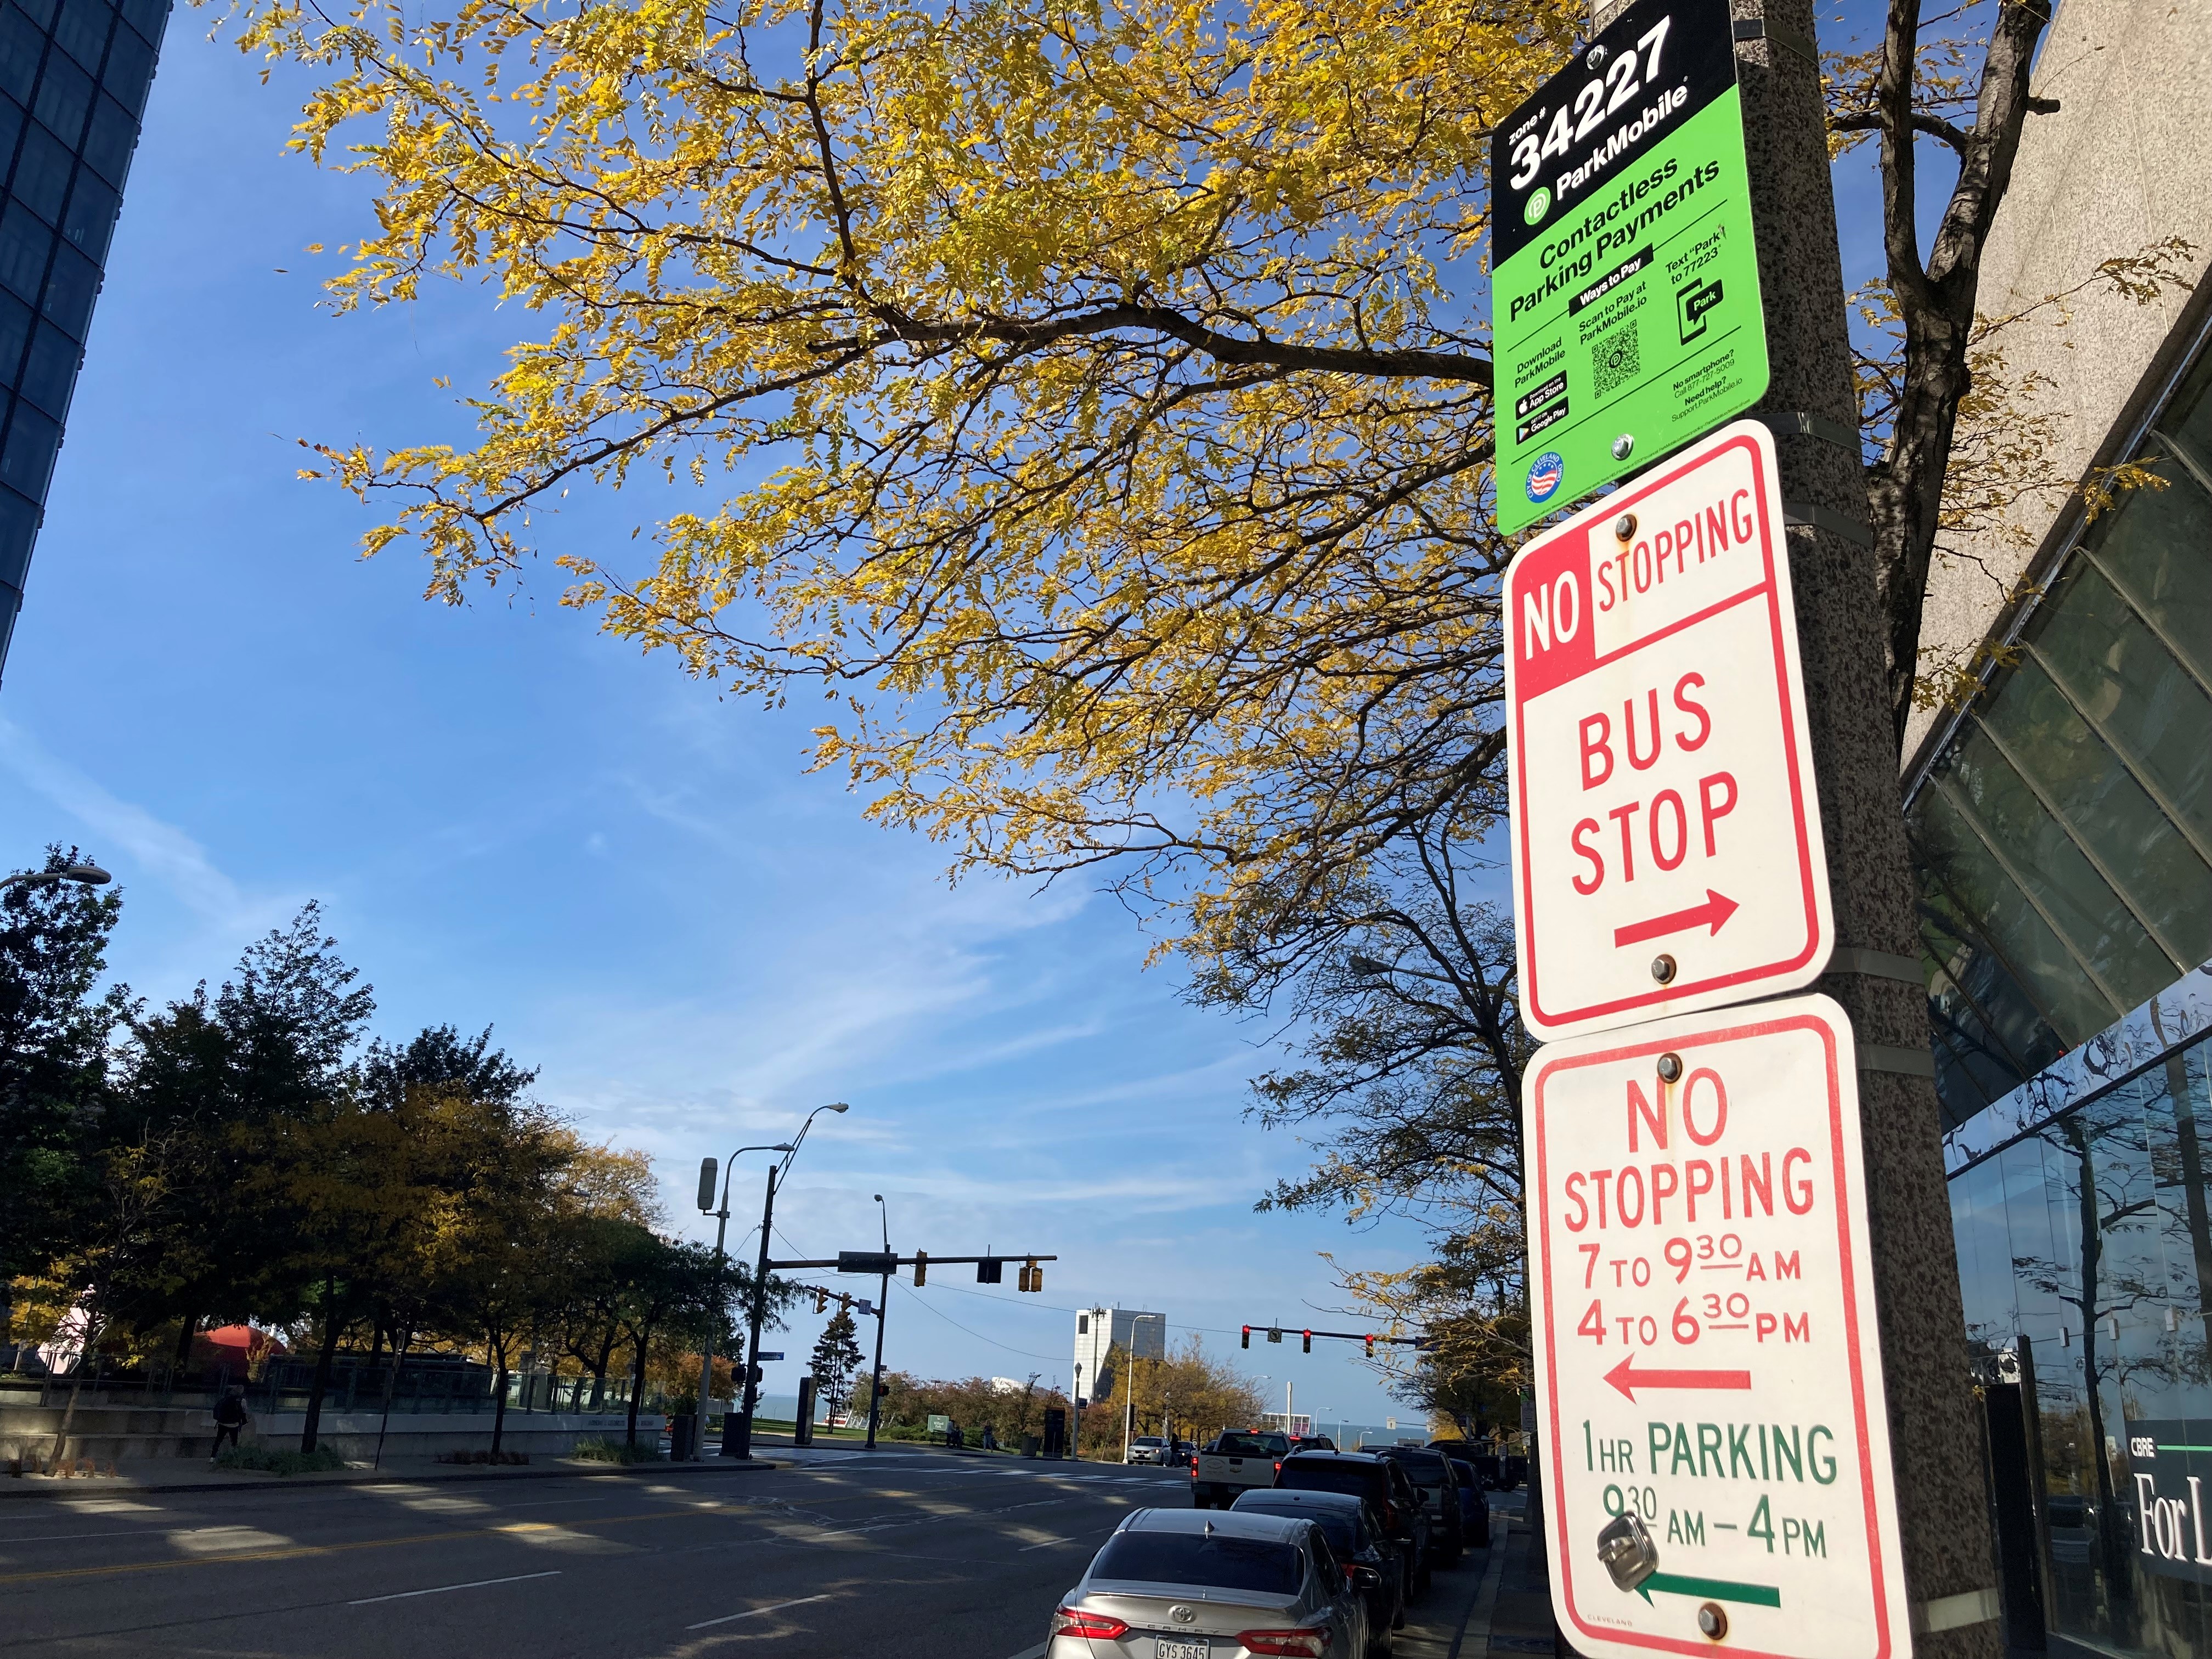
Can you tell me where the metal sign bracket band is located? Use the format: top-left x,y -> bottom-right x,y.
1782,500 -> 1875,548
1752,409 -> 1860,453
1827,946 -> 1927,985
1858,1043 -> 1938,1078
1911,1587 -> 2001,1635
1731,16 -> 1820,69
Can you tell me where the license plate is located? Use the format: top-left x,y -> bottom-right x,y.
1154,1641 -> 1209,1659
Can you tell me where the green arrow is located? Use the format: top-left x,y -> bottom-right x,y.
1635,1573 -> 1782,1607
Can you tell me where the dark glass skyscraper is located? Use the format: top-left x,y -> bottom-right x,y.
0,0 -> 164,676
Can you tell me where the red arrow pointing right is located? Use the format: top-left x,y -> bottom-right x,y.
1604,1354 -> 1753,1401
1613,889 -> 1739,949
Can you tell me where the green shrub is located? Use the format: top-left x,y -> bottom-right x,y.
215,1444 -> 351,1476
571,1437 -> 661,1464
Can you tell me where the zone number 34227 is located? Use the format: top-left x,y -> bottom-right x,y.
1506,17 -> 1675,192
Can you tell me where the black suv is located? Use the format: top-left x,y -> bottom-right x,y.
1274,1451 -> 1434,1598
1375,1445 -> 1466,1565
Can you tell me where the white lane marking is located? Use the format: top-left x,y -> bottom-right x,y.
1017,1537 -> 1073,1551
349,1570 -> 561,1605
686,1593 -> 834,1630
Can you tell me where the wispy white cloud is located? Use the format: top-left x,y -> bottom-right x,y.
0,720 -> 260,923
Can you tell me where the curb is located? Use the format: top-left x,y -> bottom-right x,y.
0,1455 -> 785,1501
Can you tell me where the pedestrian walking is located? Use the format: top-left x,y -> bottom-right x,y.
210,1386 -> 249,1462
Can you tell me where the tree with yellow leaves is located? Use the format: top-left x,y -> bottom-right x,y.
215,0 -> 2187,1425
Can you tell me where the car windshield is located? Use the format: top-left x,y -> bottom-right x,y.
1091,1532 -> 1303,1595
1238,1504 -> 1357,1554
1134,1437 -> 1165,1446
1277,1462 -> 1377,1499
1384,1451 -> 1450,1487
1217,1434 -> 1287,1458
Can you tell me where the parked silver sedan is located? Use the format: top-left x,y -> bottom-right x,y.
1047,1506 -> 1374,1658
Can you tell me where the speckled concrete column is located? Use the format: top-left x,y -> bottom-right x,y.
1575,0 -> 2002,1650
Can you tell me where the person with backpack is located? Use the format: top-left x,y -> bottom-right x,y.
210,1387 -> 250,1462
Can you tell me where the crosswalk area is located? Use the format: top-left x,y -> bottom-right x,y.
776,1445 -> 1186,1491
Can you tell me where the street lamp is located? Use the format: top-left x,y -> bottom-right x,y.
1121,1313 -> 1164,1464
1348,953 -> 1458,988
695,1142 -> 791,1460
1,863 -> 110,905
729,1101 -> 850,1460
862,1193 -> 890,1449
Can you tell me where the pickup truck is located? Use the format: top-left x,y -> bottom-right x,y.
1191,1430 -> 1291,1508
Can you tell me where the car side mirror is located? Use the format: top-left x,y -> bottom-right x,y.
1348,1565 -> 1382,1590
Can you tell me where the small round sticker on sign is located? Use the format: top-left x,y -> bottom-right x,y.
1525,450 -> 1565,504
1523,185 -> 1552,225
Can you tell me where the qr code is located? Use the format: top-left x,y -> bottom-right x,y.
1592,319 -> 1641,399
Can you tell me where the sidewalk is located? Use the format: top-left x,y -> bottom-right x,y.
1397,1508 -> 1520,1659
1477,1508 -> 1567,1659
0,1449 -> 782,1500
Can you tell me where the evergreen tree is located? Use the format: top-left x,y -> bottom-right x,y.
809,1307 -> 865,1416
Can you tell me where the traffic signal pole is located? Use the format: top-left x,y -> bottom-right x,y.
763,1249 -> 1057,1451
1569,0 -> 2000,1649
864,1261 -> 889,1449
727,1163 -> 776,1460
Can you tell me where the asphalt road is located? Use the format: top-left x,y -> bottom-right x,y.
0,1448 -> 1199,1658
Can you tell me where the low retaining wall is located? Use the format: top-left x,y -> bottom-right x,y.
256,1409 -> 666,1460
1,1403 -> 665,1464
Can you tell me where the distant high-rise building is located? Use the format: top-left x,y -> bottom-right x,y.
0,0 -> 166,676
1071,1306 -> 1164,1405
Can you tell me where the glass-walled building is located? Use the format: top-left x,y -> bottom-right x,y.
1906,5 -> 2212,1654
1923,328 -> 2212,1659
0,0 -> 165,676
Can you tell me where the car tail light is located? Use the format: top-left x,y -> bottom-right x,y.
1274,1460 -> 1283,1474
1238,1627 -> 1333,1656
1051,1607 -> 1131,1640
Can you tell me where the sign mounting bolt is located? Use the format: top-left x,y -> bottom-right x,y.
1612,433 -> 1635,460
1657,1052 -> 1683,1084
1697,1604 -> 1729,1641
1613,512 -> 1637,541
1651,953 -> 1678,984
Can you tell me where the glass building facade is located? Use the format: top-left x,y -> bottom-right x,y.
1928,319 -> 2212,1659
0,0 -> 164,675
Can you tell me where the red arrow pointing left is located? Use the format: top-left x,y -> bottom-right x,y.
1604,1355 -> 1753,1401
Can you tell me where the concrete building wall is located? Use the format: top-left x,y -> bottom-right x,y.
1901,0 -> 2212,765
1071,1307 -> 1164,1404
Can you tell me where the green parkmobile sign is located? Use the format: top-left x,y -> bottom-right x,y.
1490,0 -> 1769,535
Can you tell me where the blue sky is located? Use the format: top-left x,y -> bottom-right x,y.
0,15 -> 1449,1424
0,0 -> 1914,1426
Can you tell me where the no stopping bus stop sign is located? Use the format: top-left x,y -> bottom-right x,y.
1503,420 -> 1831,1041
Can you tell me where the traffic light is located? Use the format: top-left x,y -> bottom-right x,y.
815,1289 -> 828,1314
1364,1334 -> 1375,1358
1302,1330 -> 1311,1354
1241,1326 -> 1250,1349
696,1158 -> 718,1213
913,1251 -> 928,1287
1018,1260 -> 1041,1291
978,1258 -> 1003,1284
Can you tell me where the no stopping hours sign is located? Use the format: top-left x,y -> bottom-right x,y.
1525,995 -> 1909,1659
1503,419 -> 1831,1041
